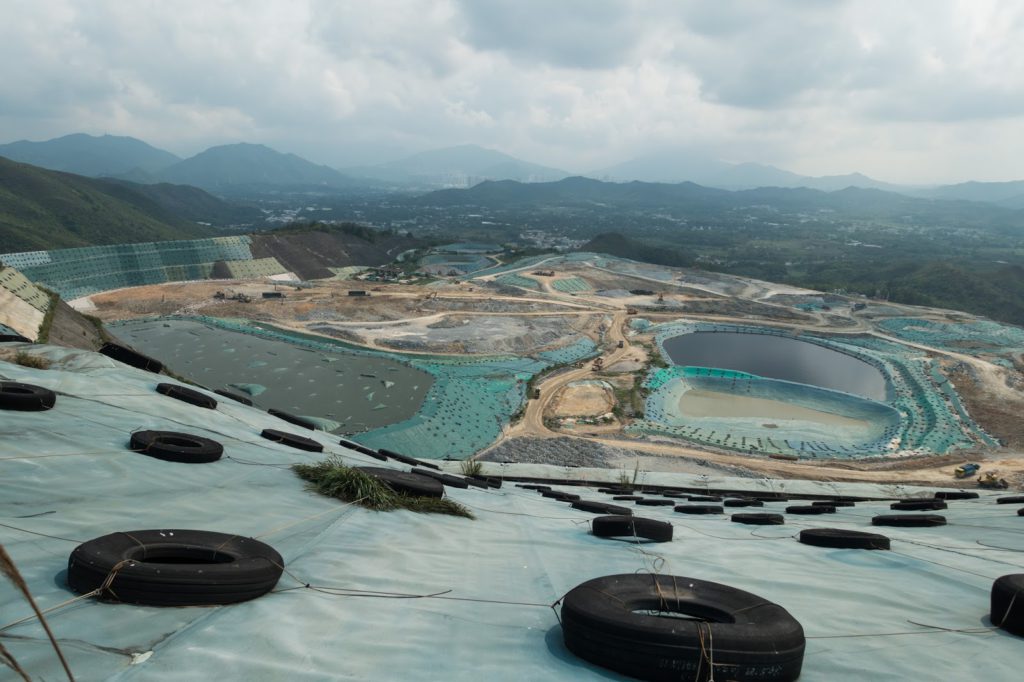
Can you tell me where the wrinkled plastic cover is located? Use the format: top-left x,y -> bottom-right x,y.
1,344 -> 1022,681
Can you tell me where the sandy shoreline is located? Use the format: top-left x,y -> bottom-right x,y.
678,388 -> 871,429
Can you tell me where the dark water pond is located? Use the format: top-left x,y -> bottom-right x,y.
662,332 -> 887,401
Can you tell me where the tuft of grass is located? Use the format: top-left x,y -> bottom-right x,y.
460,458 -> 483,477
13,352 -> 50,370
293,457 -> 474,519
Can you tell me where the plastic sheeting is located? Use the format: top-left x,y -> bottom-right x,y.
1,344 -> 1023,681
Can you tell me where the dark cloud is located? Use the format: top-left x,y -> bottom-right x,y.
456,0 -> 646,69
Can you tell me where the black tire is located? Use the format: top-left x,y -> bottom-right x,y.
688,495 -> 723,502
411,468 -> 469,489
635,498 -> 676,507
613,495 -> 644,501
813,500 -> 855,508
259,428 -> 323,453
561,574 -> 805,682
592,515 -> 673,542
786,505 -> 833,515
541,490 -> 580,501
799,528 -> 890,550
130,430 -> 223,463
214,389 -> 254,406
732,513 -> 785,525
357,467 -> 444,498
156,383 -> 217,410
598,487 -> 630,495
934,491 -> 979,500
341,441 -> 386,461
996,495 -> 1024,505
572,500 -> 633,515
662,492 -> 689,499
99,342 -> 164,374
674,505 -> 724,515
267,408 -> 315,430
470,475 -> 502,489
724,499 -> 764,508
891,500 -> 947,511
67,529 -> 283,606
0,381 -> 56,411
1018,508 -> 1024,517
379,448 -> 440,470
518,484 -> 551,491
991,574 -> 1024,636
872,514 -> 947,527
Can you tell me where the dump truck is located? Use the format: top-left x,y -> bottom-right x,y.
979,471 -> 1009,489
955,462 -> 980,478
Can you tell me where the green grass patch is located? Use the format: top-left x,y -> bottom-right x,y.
293,457 -> 474,519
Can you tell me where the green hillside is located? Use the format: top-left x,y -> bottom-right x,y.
0,156 -> 221,251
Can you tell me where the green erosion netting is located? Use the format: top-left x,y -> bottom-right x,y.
108,316 -> 594,459
494,273 -> 541,290
0,236 -> 255,300
551,277 -> 592,292
633,321 -> 998,457
878,318 -> 1024,355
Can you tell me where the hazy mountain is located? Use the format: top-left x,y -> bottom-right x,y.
590,149 -> 731,184
920,180 -> 1024,209
415,176 -> 1024,229
0,133 -> 181,178
0,156 -> 218,251
157,143 -> 355,191
590,151 -> 904,192
346,144 -> 568,187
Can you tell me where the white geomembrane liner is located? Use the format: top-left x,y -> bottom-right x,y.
1,344 -> 1022,681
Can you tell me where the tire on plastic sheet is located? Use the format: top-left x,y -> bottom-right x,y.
67,529 -> 283,606
0,381 -> 56,411
130,430 -> 223,463
798,528 -> 890,550
592,515 -> 672,542
561,573 -> 805,681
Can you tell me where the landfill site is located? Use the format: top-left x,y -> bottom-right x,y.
1,236 -> 1023,681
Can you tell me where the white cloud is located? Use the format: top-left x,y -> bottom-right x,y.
0,0 -> 1022,181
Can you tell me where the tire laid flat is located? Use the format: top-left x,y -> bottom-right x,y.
872,514 -> 947,527
572,500 -> 632,515
130,430 -> 223,463
799,528 -> 890,550
259,428 -> 323,452
156,383 -> 217,410
357,467 -> 444,498
561,573 -> 805,681
592,515 -> 672,542
732,513 -> 785,525
0,381 -> 56,411
67,529 -> 283,606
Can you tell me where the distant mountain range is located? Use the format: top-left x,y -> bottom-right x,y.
0,156 -> 260,251
589,149 -> 906,193
0,133 -> 181,178
414,175 -> 1024,228
4,133 -> 1024,205
344,144 -> 568,188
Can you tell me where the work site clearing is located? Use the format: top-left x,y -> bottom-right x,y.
79,252 -> 1024,491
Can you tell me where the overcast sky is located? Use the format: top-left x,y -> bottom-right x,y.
1,0 -> 1022,183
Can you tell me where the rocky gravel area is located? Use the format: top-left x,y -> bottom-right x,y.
479,436 -> 757,478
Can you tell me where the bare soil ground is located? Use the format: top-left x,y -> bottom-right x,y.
550,381 -> 614,417
80,262 -> 1024,489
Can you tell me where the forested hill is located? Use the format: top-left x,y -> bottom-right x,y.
0,156 -> 255,251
